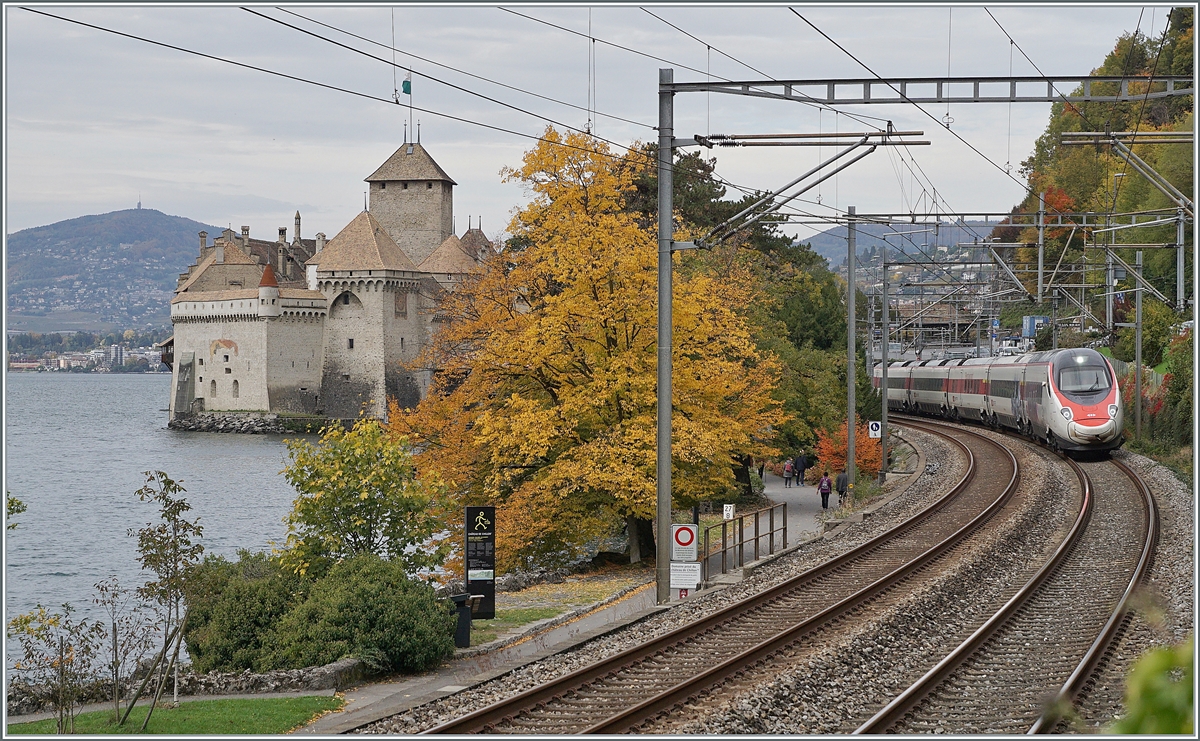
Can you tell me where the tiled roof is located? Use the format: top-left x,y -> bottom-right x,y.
307,211 -> 418,271
259,264 -> 279,287
365,142 -> 457,184
418,234 -> 480,274
176,242 -> 259,292
458,228 -> 494,259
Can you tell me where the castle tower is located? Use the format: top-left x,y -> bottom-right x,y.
365,142 -> 455,266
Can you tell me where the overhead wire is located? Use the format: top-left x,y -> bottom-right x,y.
275,6 -> 653,130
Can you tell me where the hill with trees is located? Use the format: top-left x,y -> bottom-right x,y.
6,208 -> 221,331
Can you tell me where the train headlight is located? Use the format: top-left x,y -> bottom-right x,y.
1060,407 -> 1073,421
1108,404 -> 1118,418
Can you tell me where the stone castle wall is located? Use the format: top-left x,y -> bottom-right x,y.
369,180 -> 453,266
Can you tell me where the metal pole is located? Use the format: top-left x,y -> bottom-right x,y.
1037,191 -> 1045,303
879,253 -> 889,486
1135,251 -> 1143,443
1178,209 -> 1186,309
847,205 -> 856,490
1106,248 -> 1114,331
656,68 -> 674,604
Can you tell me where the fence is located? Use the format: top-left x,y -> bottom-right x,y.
701,503 -> 787,586
1107,356 -> 1164,392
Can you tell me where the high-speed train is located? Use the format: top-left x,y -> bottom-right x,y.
874,347 -> 1124,453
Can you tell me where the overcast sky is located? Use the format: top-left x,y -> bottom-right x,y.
4,3 -> 1173,246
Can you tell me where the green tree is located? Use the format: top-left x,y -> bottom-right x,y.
6,604 -> 104,734
1110,637 -> 1194,734
1113,298 -> 1177,366
124,471 -> 204,729
279,419 -> 449,578
92,577 -> 154,722
7,492 -> 26,530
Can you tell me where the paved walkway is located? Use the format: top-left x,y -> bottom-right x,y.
761,471 -> 826,547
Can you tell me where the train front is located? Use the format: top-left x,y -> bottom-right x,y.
1046,348 -> 1124,452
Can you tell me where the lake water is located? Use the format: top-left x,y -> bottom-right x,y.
4,373 -> 311,631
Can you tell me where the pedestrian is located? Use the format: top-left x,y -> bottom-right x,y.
795,450 -> 809,486
817,471 -> 833,509
835,469 -> 849,507
783,458 -> 794,488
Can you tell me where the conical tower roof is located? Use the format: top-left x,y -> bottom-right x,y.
259,263 -> 279,287
365,142 -> 457,185
418,234 -> 479,274
307,211 -> 418,271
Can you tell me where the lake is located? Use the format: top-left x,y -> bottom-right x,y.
4,372 -> 311,631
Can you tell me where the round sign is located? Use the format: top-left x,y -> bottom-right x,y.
673,527 -> 695,547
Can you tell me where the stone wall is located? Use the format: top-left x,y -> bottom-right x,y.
168,412 -> 287,434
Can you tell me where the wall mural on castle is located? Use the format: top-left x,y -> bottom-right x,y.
166,143 -> 494,428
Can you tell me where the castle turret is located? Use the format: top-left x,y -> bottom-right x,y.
364,142 -> 456,266
294,211 -> 302,244
258,264 -> 281,318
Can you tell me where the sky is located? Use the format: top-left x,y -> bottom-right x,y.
3,3 -> 1176,246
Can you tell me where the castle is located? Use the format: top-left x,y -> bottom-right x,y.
166,143 -> 491,422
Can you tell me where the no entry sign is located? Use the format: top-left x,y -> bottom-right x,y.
671,524 -> 698,562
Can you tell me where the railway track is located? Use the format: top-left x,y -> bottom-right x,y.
853,439 -> 1157,734
421,421 -> 1022,734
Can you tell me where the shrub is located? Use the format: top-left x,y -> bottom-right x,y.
1110,637 -> 1193,734
183,551 -> 308,674
258,555 -> 455,674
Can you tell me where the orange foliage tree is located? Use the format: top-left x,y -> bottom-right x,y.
812,416 -> 882,480
389,127 -> 784,571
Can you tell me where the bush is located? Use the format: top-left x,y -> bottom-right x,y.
258,555 -> 455,674
1110,637 -> 1193,734
183,552 -> 308,674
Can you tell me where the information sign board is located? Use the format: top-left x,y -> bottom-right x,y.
670,562 -> 702,589
671,524 -> 698,562
464,506 -> 496,620
868,420 -> 882,438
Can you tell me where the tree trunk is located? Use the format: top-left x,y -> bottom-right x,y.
626,515 -> 655,564
734,455 -> 753,500
119,622 -> 178,726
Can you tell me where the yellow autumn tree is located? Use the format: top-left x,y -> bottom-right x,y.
390,128 -> 785,570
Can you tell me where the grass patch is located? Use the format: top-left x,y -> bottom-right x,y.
6,695 -> 342,735
469,606 -> 562,645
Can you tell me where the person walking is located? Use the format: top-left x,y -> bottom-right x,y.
795,450 -> 809,487
835,469 -> 849,507
817,471 -> 833,509
783,458 -> 794,488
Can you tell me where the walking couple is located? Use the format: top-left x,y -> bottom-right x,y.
782,451 -> 808,488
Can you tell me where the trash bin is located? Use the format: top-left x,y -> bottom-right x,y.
449,594 -> 483,648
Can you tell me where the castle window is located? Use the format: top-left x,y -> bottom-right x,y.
198,358 -> 204,366
343,373 -> 350,381
380,182 -> 386,189
348,338 -> 355,349
225,367 -> 231,374
402,182 -> 408,190
232,380 -> 239,398
224,355 -> 229,362
199,376 -> 203,382
210,380 -> 217,397
343,294 -> 351,305
401,338 -> 405,349
427,182 -> 432,190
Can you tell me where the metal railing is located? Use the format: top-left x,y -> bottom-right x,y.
701,503 -> 787,586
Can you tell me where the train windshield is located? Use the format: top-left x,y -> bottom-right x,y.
1058,366 -> 1111,393
1053,349 -> 1113,396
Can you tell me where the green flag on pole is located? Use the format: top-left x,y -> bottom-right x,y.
402,71 -> 411,95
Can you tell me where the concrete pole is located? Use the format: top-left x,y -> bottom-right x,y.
847,206 -> 856,491
879,253 -> 889,486
1037,191 -> 1045,303
1135,251 -> 1143,443
655,69 -> 674,604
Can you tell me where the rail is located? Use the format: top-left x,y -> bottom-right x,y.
701,503 -> 787,586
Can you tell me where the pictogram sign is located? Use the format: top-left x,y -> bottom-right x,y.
671,524 -> 698,561
868,420 -> 882,438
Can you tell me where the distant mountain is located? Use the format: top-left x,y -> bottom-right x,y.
6,208 -> 221,331
800,220 -> 1001,266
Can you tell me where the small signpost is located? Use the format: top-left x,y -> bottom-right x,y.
464,506 -> 496,620
868,420 -> 882,438
723,504 -> 736,521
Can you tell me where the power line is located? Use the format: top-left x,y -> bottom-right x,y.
243,7 -> 640,155
639,6 -> 889,131
20,7 -> 650,166
275,6 -> 653,131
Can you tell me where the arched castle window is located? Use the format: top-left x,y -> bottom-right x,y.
210,379 -> 217,397
232,380 -> 239,398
